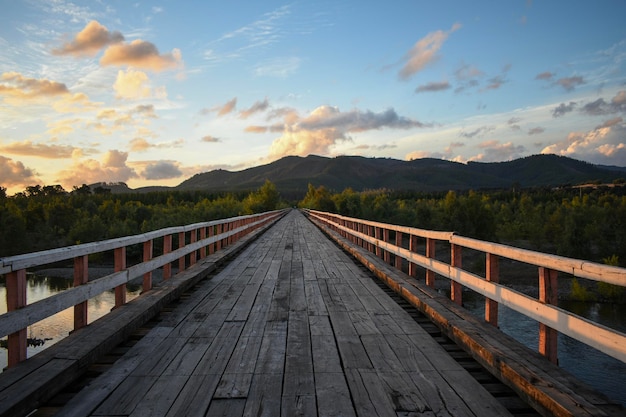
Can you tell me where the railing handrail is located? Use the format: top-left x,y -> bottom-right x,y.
306,210 -> 625,285
305,209 -> 626,365
0,212 -> 274,274
0,209 -> 287,367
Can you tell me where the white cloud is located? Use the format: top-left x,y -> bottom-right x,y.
398,23 -> 461,80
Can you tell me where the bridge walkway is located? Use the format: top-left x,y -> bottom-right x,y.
51,209 -> 513,417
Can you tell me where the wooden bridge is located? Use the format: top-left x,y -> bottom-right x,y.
0,209 -> 625,416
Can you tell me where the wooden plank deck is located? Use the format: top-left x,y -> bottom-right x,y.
56,210 -> 512,417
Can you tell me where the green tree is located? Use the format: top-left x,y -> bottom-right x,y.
299,184 -> 336,212
243,180 -> 280,214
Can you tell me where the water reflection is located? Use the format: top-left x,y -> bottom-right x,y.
462,291 -> 626,407
0,273 -> 141,371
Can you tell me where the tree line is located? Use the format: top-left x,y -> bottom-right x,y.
0,181 -> 281,257
298,183 -> 626,267
2,180 -> 625,269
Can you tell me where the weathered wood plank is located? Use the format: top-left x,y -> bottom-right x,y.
205,398 -> 246,416
164,374 -> 217,417
315,372 -> 356,417
243,373 -> 283,417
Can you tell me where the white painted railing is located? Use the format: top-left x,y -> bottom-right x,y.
0,210 -> 286,367
305,209 -> 626,365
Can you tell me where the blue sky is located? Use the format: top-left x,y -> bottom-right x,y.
1,1 -> 625,193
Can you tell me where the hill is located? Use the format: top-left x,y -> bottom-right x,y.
177,154 -> 625,196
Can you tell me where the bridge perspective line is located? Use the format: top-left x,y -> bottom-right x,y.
0,209 -> 622,416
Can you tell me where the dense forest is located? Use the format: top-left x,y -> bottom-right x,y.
1,181 -> 625,269
0,181 -> 281,257
298,183 -> 626,268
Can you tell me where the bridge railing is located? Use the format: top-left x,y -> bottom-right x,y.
305,209 -> 626,365
0,209 -> 286,368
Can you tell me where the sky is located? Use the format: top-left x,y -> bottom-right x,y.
1,1 -> 626,194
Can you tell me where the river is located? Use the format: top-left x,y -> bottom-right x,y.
1,274 -> 625,407
462,291 -> 626,407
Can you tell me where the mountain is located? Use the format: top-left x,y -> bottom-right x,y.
176,154 -> 625,196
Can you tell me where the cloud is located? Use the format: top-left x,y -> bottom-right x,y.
133,104 -> 158,118
129,137 -> 184,151
453,63 -> 484,93
266,105 -> 426,159
0,140 -> 78,158
203,5 -> 292,64
0,72 -> 69,103
536,73 -> 585,92
580,92 -> 626,116
52,92 -> 101,113
52,20 -> 124,56
552,101 -> 577,117
298,106 -> 425,132
541,120 -> 626,165
129,138 -> 151,152
613,90 -> 626,106
215,97 -> 237,116
507,117 -> 522,130
470,141 -> 527,162
239,98 -> 270,119
101,40 -> 183,72
483,73 -> 508,91
398,23 -> 461,80
0,156 -> 38,187
459,125 -> 494,139
201,135 -> 221,142
254,57 -> 301,78
535,71 -> 555,81
415,81 -> 451,93
114,69 -> 152,99
245,125 -> 268,133
528,127 -> 545,135
554,76 -> 585,91
56,150 -> 137,187
142,161 -> 182,180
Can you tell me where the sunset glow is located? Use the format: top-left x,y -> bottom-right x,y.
1,1 -> 625,194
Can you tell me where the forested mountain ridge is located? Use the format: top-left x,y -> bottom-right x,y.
176,154 -> 625,194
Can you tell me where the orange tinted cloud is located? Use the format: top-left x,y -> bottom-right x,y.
0,140 -> 77,158
267,106 -> 425,159
56,150 -> 137,187
101,40 -> 183,72
216,97 -> 237,116
399,23 -> 461,80
0,72 -> 69,103
114,69 -> 152,99
52,20 -> 124,56
0,156 -> 38,187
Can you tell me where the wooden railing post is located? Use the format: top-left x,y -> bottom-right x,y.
143,240 -> 153,292
216,224 -> 223,251
114,247 -> 126,308
383,229 -> 391,264
425,238 -> 436,288
6,269 -> 27,367
178,231 -> 186,272
375,227 -> 382,259
163,234 -> 172,279
189,229 -> 197,266
208,226 -> 215,255
485,253 -> 499,327
451,244 -> 462,305
539,266 -> 559,364
73,255 -> 89,330
395,231 -> 403,271
199,227 -> 207,259
408,235 -> 418,277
